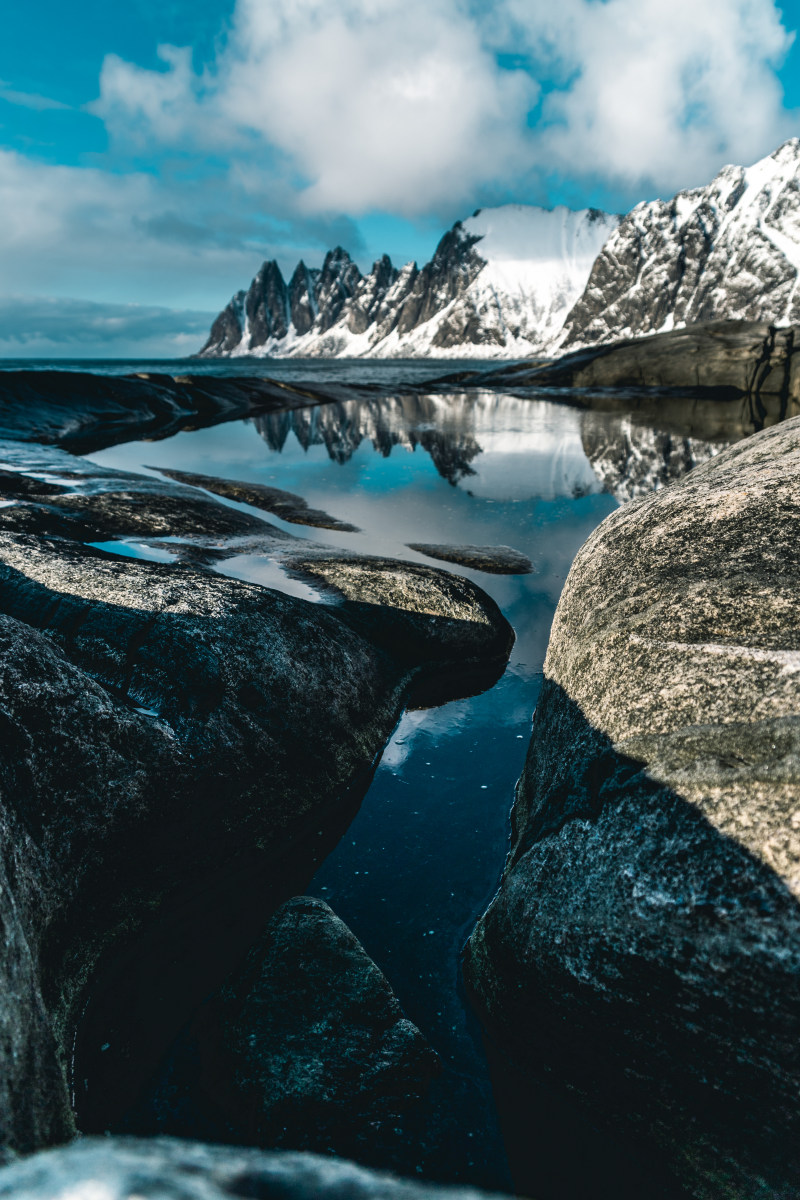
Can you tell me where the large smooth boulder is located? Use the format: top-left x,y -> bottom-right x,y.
465,417 -> 800,1198
0,444 -> 512,1156
0,1137 -> 513,1200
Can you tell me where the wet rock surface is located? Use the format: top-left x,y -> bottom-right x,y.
128,897 -> 440,1163
459,320 -> 800,428
0,369 -> 378,454
464,416 -> 800,1198
0,440 -> 512,1157
406,544 -> 533,576
151,466 -> 360,532
0,1137 -> 514,1200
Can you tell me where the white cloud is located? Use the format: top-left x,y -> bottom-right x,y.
0,148 -> 366,309
89,0 -> 797,214
519,0 -> 795,192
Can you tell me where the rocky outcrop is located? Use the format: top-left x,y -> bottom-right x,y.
0,441 -> 512,1156
558,139 -> 800,350
464,417 -> 800,1198
474,321 -> 800,429
127,897 -> 439,1162
199,205 -> 618,360
0,369 -> 379,454
150,466 -> 360,532
0,1137 -> 514,1200
407,544 -> 533,575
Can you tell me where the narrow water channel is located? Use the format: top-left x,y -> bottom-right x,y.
85,388 -> 723,1192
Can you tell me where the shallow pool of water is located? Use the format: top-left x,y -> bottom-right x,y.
85,390 -> 722,1192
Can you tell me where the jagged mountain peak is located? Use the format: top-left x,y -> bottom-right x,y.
199,202 -> 619,359
557,139 -> 800,350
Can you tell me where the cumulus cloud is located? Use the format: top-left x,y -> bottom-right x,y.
89,0 -> 796,214
0,295 -> 214,358
515,0 -> 795,191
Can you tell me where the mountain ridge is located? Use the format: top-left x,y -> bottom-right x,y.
199,205 -> 618,360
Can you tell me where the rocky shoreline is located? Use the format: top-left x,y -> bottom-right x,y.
0,417 -> 512,1187
1,327 -> 799,1198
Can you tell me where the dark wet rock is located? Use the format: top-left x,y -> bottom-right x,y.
0,370 -> 374,455
133,897 -> 439,1161
285,552 -> 512,697
472,321 -> 800,426
407,544 -> 532,576
0,1137 -> 514,1200
0,441 -> 512,1155
151,466 -> 360,532
464,416 -> 800,1198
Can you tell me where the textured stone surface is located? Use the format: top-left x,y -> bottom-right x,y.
0,1137 -> 513,1200
151,466 -> 360,532
406,544 -> 533,575
477,321 -> 800,426
465,416 -> 800,1198
0,443 -> 512,1156
133,897 -> 439,1161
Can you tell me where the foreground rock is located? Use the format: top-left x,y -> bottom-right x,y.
407,544 -> 533,575
0,1137 -> 513,1200
151,467 -> 360,532
0,442 -> 512,1154
465,417 -> 800,1198
132,897 -> 439,1162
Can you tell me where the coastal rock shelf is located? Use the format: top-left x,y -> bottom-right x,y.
464,416 -> 800,1198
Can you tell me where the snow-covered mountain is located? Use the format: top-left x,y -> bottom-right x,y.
558,139 -> 800,350
199,205 -> 619,359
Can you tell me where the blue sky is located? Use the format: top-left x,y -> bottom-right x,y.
1,0 -> 799,356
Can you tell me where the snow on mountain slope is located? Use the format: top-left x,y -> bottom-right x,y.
199,205 -> 619,360
557,139 -> 800,350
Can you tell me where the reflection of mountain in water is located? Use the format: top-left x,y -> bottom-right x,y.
253,394 -> 483,485
581,413 -> 734,502
252,392 -> 737,501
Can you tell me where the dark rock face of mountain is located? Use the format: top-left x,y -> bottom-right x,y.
202,291 -> 246,355
559,139 -> 800,349
393,227 -> 485,342
288,262 -> 320,335
464,416 -> 800,1198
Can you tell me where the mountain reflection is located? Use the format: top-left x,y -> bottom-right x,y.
252,391 -> 736,502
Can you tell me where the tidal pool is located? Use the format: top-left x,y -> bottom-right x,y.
86,388 -> 726,1193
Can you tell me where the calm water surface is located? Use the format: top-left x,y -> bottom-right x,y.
87,390 -> 626,1190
